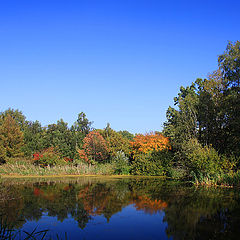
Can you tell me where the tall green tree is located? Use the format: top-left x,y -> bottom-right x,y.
164,84 -> 199,150
22,120 -> 45,156
195,71 -> 227,151
71,112 -> 93,149
44,119 -> 75,158
218,41 -> 240,154
218,40 -> 240,88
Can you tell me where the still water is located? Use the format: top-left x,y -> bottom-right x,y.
0,176 -> 240,239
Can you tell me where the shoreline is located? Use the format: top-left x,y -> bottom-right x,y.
0,174 -> 238,189
0,174 -> 166,179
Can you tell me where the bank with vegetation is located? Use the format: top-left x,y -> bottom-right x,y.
0,41 -> 240,187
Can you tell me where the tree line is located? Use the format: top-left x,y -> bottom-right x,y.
0,108 -> 171,175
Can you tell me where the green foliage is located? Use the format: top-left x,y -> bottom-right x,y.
131,153 -> 165,176
220,154 -> 238,173
164,84 -> 199,150
112,151 -> 131,175
22,120 -> 45,157
118,130 -> 134,141
150,150 -> 174,172
44,119 -> 76,159
217,170 -> 240,187
167,166 -> 187,179
71,112 -> 93,149
93,162 -> 116,175
100,124 -> 131,157
182,139 -> 222,180
218,40 -> 240,88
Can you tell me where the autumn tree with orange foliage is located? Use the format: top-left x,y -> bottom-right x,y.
78,131 -> 109,165
130,132 -> 171,156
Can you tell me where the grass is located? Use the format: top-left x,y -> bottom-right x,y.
0,159 -> 116,177
0,215 -> 48,240
190,170 -> 240,188
216,171 -> 240,187
1,158 -> 240,188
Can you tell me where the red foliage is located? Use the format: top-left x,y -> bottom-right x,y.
33,153 -> 43,161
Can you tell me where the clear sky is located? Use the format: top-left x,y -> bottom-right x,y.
0,0 -> 239,133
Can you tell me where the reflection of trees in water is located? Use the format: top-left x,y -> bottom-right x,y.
1,178 -> 240,239
194,206 -> 240,240
77,182 -> 132,221
163,186 -> 240,240
0,185 -> 26,229
132,194 -> 167,214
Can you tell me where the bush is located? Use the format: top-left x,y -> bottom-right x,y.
182,139 -> 222,181
217,170 -> 240,187
220,154 -> 238,173
33,147 -> 61,167
112,151 -> 131,175
150,150 -> 174,175
130,149 -> 174,176
167,166 -> 187,179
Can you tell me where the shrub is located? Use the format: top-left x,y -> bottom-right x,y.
182,139 -> 222,181
33,147 -> 61,167
217,170 -> 240,187
150,150 -> 174,174
131,153 -> 162,176
220,154 -> 238,173
167,166 -> 187,179
130,149 -> 174,176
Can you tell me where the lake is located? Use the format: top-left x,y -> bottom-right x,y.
0,176 -> 240,239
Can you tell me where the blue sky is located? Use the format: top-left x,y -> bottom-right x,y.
0,0 -> 239,133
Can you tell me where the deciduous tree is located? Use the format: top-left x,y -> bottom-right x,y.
100,124 -> 131,157
79,131 -> 109,164
0,114 -> 24,159
130,132 -> 171,156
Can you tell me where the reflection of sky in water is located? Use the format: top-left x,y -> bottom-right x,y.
20,205 -> 170,240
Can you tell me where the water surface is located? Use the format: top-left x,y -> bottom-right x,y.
1,176 -> 240,239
